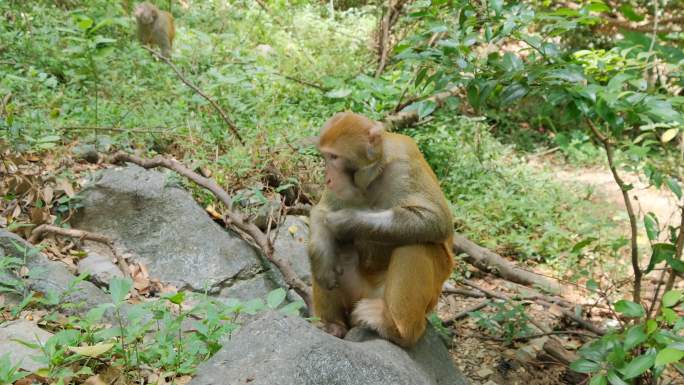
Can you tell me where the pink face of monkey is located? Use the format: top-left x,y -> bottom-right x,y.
133,2 -> 158,25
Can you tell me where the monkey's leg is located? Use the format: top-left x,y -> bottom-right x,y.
352,244 -> 449,347
313,280 -> 351,338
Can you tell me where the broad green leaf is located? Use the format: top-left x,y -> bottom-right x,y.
607,370 -> 629,385
661,128 -> 679,143
643,213 -> 658,241
620,4 -> 645,22
620,351 -> 656,379
662,290 -> 683,308
570,359 -> 601,373
589,374 -> 607,385
614,300 -> 645,318
499,83 -> 528,106
109,277 -> 132,304
624,326 -> 647,351
266,288 -> 287,309
587,2 -> 610,13
661,308 -> 677,324
666,178 -> 682,200
646,319 -> 658,334
68,343 -> 114,358
655,348 -> 684,366
646,243 -> 675,273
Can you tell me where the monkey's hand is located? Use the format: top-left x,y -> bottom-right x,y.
308,229 -> 344,290
324,209 -> 360,239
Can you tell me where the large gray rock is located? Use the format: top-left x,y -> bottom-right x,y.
0,319 -> 53,372
0,230 -> 110,313
190,311 -> 469,385
72,165 -> 264,292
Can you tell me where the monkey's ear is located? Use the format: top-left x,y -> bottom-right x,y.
368,123 -> 384,146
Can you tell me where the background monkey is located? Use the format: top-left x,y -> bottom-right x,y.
308,112 -> 454,347
134,2 -> 175,58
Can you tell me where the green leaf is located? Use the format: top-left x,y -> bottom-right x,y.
655,348 -> 684,366
266,288 -> 287,309
587,2 -> 610,13
607,370 -> 629,385
643,213 -> 659,241
589,374 -> 607,385
620,4 -> 645,22
620,351 -> 656,379
279,300 -> 305,316
662,290 -> 683,308
661,128 -> 679,143
109,277 -> 132,304
666,178 -> 682,200
624,326 -> 647,351
570,359 -> 601,373
661,308 -> 677,324
614,300 -> 645,318
325,89 -> 352,99
164,291 -> 186,305
499,83 -> 528,106
646,243 -> 675,273
646,319 -> 658,334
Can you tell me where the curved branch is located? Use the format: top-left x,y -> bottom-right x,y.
108,152 -> 313,310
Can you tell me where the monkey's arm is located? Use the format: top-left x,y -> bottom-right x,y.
308,204 -> 345,290
325,199 -> 452,245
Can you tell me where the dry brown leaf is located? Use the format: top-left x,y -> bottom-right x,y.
30,207 -> 51,225
56,178 -> 75,197
42,186 -> 54,205
205,205 -> 222,220
83,374 -> 108,385
174,375 -> 192,385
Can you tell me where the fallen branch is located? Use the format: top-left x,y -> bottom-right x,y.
28,224 -> 130,278
108,152 -> 313,310
142,46 -> 245,145
453,234 -> 562,294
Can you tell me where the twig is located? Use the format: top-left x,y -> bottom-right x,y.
142,46 -> 245,145
663,205 -> 684,296
60,126 -> 186,136
586,118 -> 642,304
443,300 -> 490,326
472,330 -> 597,342
108,151 -> 313,310
375,0 -> 410,77
536,300 -> 605,336
28,224 -> 130,277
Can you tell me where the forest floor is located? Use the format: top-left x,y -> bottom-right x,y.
442,157 -> 682,385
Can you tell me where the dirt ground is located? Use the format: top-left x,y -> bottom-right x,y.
443,157 -> 683,385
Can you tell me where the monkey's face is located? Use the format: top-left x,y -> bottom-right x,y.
134,4 -> 157,24
321,151 -> 362,202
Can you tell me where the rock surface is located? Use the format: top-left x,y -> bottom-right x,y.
272,215 -> 311,285
77,242 -> 123,286
190,311 -> 469,385
72,165 -> 264,293
0,230 -> 110,313
0,319 -> 53,372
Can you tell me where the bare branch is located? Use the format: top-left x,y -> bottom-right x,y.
142,46 -> 245,145
586,119 -> 642,304
108,152 -> 313,310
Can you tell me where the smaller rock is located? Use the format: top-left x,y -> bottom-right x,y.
73,144 -> 99,163
0,319 -> 53,372
77,246 -> 123,287
219,274 -> 278,301
476,367 -> 494,378
483,381 -> 499,385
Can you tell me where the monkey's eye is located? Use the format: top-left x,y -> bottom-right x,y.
329,154 -> 338,160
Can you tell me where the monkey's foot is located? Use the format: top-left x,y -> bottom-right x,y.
320,322 -> 348,338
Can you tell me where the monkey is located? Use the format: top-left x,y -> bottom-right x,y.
134,2 -> 175,58
308,112 -> 454,347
